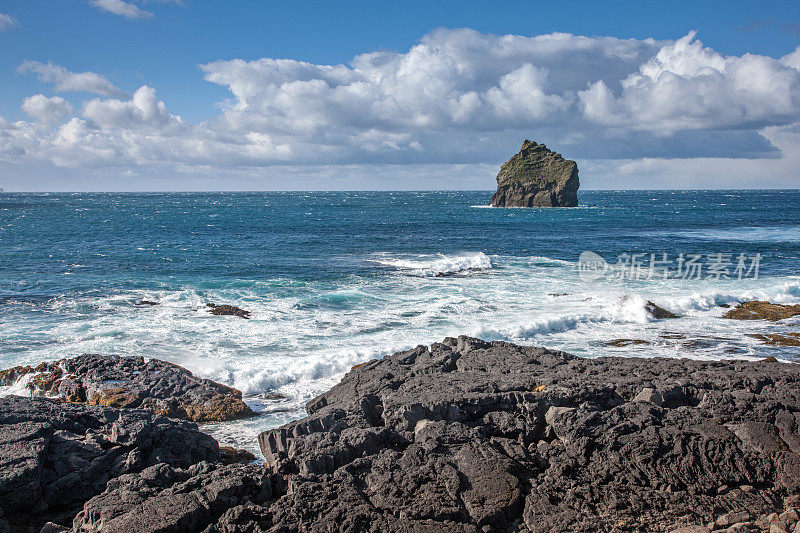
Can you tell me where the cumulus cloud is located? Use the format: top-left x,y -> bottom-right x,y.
90,0 -> 153,19
579,32 -> 800,132
18,60 -> 128,97
0,13 -> 17,31
21,95 -> 74,124
3,29 -> 800,188
82,86 -> 181,130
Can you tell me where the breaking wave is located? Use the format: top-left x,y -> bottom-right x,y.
371,252 -> 493,277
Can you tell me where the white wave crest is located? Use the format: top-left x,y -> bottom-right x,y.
664,279 -> 800,313
372,252 -> 493,277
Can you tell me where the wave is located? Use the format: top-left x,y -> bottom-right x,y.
473,295 -> 661,341
663,279 -> 800,313
660,226 -> 800,243
371,252 -> 493,277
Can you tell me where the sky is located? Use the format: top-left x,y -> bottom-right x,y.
0,0 -> 799,191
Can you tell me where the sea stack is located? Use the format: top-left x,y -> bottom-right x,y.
490,140 -> 579,207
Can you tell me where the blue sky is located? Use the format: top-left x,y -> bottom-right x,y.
0,0 -> 799,191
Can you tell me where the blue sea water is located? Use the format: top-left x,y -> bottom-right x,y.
1,190 -> 799,452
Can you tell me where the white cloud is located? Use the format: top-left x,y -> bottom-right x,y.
578,32 -> 800,132
18,61 -> 128,97
0,13 -> 17,31
21,95 -> 74,124
82,86 -> 181,130
3,29 -> 800,189
783,47 -> 800,70
90,0 -> 153,20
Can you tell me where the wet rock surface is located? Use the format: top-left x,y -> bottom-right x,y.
605,338 -> 651,347
647,300 -> 681,319
0,354 -> 254,423
489,140 -> 579,207
206,303 -> 251,319
0,395 -> 219,532
724,301 -> 800,321
748,333 -> 800,347
3,337 -> 800,532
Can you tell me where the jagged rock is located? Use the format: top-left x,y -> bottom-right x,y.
0,395 -> 219,531
0,354 -> 254,423
247,336 -> 800,531
206,303 -> 251,319
489,140 -> 579,207
633,387 -> 664,406
647,300 -> 680,319
11,337 -> 800,532
72,462 -> 277,533
136,300 -> 158,306
219,446 -> 257,464
724,301 -> 800,321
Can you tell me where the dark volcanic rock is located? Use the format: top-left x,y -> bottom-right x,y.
0,354 -> 254,423
489,140 -> 579,207
646,300 -> 680,319
72,462 -> 278,533
0,395 -> 219,532
724,301 -> 800,321
206,303 -> 251,319
11,337 -> 800,532
253,336 -> 800,532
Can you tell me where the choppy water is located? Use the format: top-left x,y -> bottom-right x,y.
1,190 -> 799,452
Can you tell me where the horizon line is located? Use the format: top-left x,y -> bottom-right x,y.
1,188 -> 800,194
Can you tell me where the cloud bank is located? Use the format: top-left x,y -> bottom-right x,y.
2,29 -> 799,189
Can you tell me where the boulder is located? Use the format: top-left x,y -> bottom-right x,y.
724,301 -> 800,321
489,140 -> 579,207
646,300 -> 680,319
0,354 -> 254,423
206,303 -> 251,319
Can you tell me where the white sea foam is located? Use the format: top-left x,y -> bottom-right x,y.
3,253 -> 799,455
0,372 -> 35,398
372,252 -> 493,276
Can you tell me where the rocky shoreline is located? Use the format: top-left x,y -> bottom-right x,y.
0,354 -> 254,423
1,334 -> 799,532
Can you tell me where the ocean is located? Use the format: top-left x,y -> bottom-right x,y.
1,190 -> 799,452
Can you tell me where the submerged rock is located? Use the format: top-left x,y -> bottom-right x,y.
206,303 -> 251,319
724,301 -> 800,321
489,140 -> 579,207
0,354 -> 254,423
605,338 -> 650,347
747,333 -> 800,347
